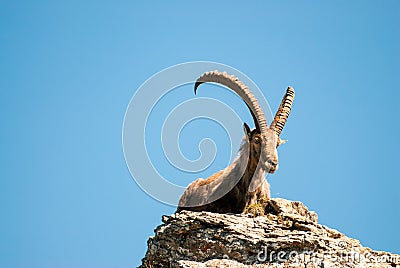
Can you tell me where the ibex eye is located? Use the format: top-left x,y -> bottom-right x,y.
254,137 -> 261,144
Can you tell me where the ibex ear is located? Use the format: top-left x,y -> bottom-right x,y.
278,138 -> 288,147
243,123 -> 251,136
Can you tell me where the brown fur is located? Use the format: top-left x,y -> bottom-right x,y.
177,128 -> 270,214
197,170 -> 224,187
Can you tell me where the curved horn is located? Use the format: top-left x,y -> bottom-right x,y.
194,70 -> 268,133
270,87 -> 295,136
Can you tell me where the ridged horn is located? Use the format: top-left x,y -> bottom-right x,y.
194,70 -> 268,133
270,87 -> 295,136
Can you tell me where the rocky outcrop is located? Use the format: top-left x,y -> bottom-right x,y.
141,198 -> 399,267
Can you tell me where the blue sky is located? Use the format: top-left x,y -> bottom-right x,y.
1,1 -> 399,267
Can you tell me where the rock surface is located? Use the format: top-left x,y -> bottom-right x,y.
141,198 -> 399,267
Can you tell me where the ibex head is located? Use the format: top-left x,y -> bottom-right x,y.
195,70 -> 294,174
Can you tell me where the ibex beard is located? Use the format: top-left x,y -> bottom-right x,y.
177,70 -> 294,214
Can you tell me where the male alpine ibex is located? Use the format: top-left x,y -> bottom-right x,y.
177,70 -> 294,214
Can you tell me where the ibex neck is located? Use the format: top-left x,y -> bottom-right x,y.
230,139 -> 265,193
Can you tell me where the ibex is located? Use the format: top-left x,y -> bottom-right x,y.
177,70 -> 294,214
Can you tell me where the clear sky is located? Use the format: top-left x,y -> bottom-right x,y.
1,1 -> 399,267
